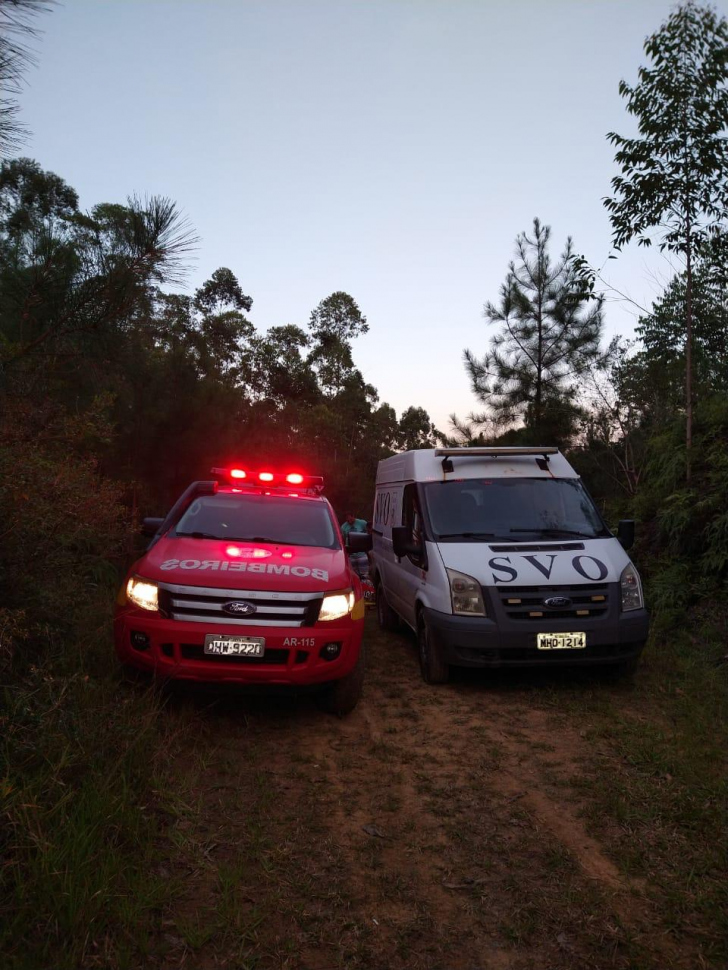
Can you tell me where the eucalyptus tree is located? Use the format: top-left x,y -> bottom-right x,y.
604,1 -> 728,474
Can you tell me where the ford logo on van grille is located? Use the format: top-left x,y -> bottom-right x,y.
544,596 -> 571,608
222,601 -> 257,616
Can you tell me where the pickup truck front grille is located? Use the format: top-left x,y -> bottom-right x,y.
496,584 -> 610,621
158,582 -> 322,628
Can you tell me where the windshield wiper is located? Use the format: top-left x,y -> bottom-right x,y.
509,527 -> 599,538
175,531 -> 223,539
438,531 -> 501,539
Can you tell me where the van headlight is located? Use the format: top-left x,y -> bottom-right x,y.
126,575 -> 159,612
446,568 -> 486,616
319,589 -> 355,622
620,563 -> 643,612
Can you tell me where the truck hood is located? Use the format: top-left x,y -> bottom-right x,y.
435,537 -> 630,586
134,536 -> 350,591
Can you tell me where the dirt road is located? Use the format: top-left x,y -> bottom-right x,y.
152,617 -> 715,970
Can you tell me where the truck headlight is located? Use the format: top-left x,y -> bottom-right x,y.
446,568 -> 486,616
620,563 -> 643,612
126,575 -> 159,612
319,589 -> 355,622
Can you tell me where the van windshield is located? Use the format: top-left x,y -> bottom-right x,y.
423,478 -> 608,541
174,494 -> 339,549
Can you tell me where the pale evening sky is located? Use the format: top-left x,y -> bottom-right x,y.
19,0 -> 719,431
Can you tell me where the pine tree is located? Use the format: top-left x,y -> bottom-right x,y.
464,218 -> 603,443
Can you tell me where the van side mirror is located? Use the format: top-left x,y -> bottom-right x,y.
348,531 -> 372,553
141,517 -> 164,537
392,526 -> 421,559
617,519 -> 635,550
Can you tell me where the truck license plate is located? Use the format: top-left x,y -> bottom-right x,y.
537,632 -> 586,651
204,634 -> 265,657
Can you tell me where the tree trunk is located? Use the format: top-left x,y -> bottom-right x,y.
686,231 -> 693,484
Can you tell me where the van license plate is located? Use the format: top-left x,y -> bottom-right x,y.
537,632 -> 586,651
204,635 -> 265,657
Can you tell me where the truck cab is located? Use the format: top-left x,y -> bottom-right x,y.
114,466 -> 367,714
370,447 -> 649,683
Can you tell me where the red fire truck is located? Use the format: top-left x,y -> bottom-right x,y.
114,467 -> 369,714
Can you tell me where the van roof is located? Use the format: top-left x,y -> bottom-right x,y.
376,447 -> 578,484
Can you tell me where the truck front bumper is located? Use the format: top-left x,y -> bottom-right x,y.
114,608 -> 364,686
423,607 -> 649,668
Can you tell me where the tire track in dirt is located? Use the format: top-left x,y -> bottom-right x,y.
154,621 -> 692,969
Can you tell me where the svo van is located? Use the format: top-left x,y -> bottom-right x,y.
370,447 -> 649,684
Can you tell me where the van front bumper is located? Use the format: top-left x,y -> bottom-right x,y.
422,607 -> 649,668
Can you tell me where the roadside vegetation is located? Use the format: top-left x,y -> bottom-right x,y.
1,1 -> 727,967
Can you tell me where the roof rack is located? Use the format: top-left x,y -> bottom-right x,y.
434,446 -> 558,473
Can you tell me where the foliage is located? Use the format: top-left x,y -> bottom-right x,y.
605,2 -> 728,254
636,232 -> 728,396
0,1 -> 54,156
463,218 -> 603,446
604,1 -> 728,466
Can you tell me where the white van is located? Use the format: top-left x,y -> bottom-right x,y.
371,447 -> 649,683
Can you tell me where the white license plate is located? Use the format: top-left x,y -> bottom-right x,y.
537,632 -> 586,651
203,635 -> 265,657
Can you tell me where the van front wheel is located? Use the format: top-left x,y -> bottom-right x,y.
376,583 -> 399,632
417,613 -> 449,685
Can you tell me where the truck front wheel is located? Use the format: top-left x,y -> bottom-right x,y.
317,646 -> 365,716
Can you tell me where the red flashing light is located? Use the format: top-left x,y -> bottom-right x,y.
285,473 -> 304,484
281,551 -> 293,560
226,545 -> 242,557
230,468 -> 247,480
258,472 -> 275,482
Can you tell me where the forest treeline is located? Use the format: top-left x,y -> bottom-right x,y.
1,0 -> 728,660
1,3 -> 727,967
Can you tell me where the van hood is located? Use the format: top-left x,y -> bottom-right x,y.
135,536 -> 349,591
435,537 -> 630,586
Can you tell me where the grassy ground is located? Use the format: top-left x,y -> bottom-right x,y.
0,608 -> 193,970
1,610 -> 725,969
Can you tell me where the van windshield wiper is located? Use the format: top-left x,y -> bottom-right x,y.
509,527 -> 599,538
438,531 -> 501,539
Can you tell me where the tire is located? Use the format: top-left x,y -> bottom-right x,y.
417,612 -> 449,685
376,582 -> 400,632
317,646 -> 365,717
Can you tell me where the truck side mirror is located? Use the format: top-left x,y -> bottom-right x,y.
392,526 -> 421,559
617,519 -> 635,550
348,531 -> 372,553
141,517 -> 164,537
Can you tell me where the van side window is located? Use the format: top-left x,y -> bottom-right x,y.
402,484 -> 426,566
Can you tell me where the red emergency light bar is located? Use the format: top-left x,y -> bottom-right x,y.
210,467 -> 324,490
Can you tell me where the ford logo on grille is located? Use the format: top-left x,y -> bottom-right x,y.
544,596 -> 571,608
222,601 -> 257,616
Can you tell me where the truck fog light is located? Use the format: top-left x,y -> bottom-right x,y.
320,642 -> 342,661
130,630 -> 150,650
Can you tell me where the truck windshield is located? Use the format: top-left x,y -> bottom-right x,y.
174,494 -> 339,549
423,478 -> 608,541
